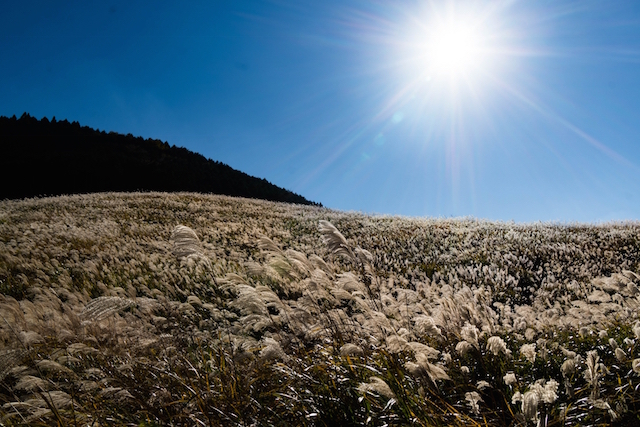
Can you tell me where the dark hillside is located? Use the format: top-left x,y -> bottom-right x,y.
0,113 -> 320,205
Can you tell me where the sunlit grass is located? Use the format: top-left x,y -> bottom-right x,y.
1,192 -> 640,425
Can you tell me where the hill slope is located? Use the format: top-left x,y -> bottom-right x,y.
1,193 -> 640,425
0,113 -> 319,205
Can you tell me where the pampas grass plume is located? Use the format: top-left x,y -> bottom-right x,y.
357,376 -> 395,399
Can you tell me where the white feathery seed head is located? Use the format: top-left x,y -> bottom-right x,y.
18,331 -> 44,346
511,391 -> 523,405
465,391 -> 483,415
456,341 -> 474,357
407,342 -> 439,360
542,379 -> 559,404
415,353 -> 450,383
476,380 -> 491,390
461,323 -> 480,349
354,247 -> 374,265
357,376 -> 395,399
522,388 -> 540,422
503,372 -> 517,386
584,350 -> 601,385
0,349 -> 26,382
520,343 -> 536,363
171,225 -> 203,258
36,359 -> 74,376
340,343 -> 364,357
318,220 -> 354,260
259,337 -> 287,362
414,315 -> 443,338
81,296 -> 136,321
486,336 -> 511,357
14,375 -> 49,392
257,236 -> 282,254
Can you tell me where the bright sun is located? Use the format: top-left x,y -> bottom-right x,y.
382,2 -> 504,114
428,20 -> 482,78
391,4 -> 497,91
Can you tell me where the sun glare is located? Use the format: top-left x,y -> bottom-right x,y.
356,2 -> 511,130
389,4 -> 499,94
428,20 -> 482,78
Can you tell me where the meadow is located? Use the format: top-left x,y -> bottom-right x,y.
1,192 -> 640,426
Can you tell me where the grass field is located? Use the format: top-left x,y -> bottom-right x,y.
1,192 -> 640,426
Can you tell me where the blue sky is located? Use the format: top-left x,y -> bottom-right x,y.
2,1 -> 640,222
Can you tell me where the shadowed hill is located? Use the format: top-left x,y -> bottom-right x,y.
0,113 -> 320,205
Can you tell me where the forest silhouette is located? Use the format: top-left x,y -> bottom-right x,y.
0,113 -> 319,205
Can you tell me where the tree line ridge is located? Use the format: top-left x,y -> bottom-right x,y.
0,112 -> 320,206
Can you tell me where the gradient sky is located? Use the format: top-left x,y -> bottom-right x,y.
2,1 -> 640,222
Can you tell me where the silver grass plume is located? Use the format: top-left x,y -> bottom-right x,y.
385,335 -> 408,353
340,343 -> 364,357
561,358 -> 576,378
561,357 -> 576,396
309,254 -> 332,273
171,225 -> 203,258
245,261 -> 266,277
81,296 -> 136,322
584,350 -> 604,401
476,380 -> 491,390
259,337 -> 288,362
521,388 -> 539,423
406,342 -> 440,360
66,342 -> 100,355
43,391 -> 73,409
520,343 -> 536,363
36,359 -> 74,377
460,323 -> 480,349
14,375 -> 49,392
354,247 -> 373,264
171,225 -> 215,286
15,390 -> 73,411
17,331 -> 44,347
486,336 -> 511,357
221,273 -> 250,289
285,249 -> 313,276
633,321 -> 640,340
414,315 -> 443,339
354,247 -> 374,274
357,376 -> 395,399
516,379 -> 559,424
0,349 -> 26,382
100,387 -> 134,403
258,236 -> 282,254
336,272 -> 364,293
405,352 -> 450,384
456,341 -> 474,357
465,391 -> 483,415
269,255 -> 297,281
318,220 -> 354,260
503,372 -> 517,386
319,220 -> 379,304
